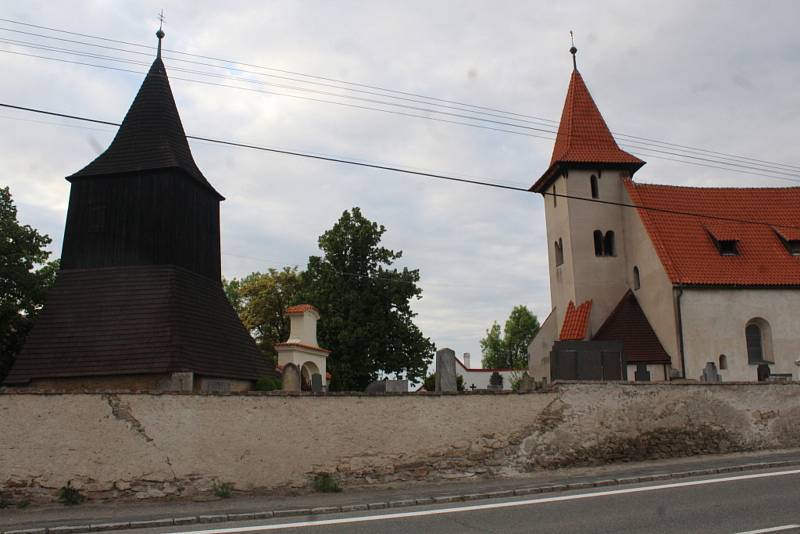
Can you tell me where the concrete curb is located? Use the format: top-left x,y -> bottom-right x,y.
4,458 -> 800,534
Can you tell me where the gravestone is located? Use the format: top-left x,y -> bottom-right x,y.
311,373 -> 323,393
385,379 -> 408,393
435,348 -> 457,393
701,362 -> 721,383
282,363 -> 301,392
634,363 -> 651,382
365,380 -> 386,393
517,372 -> 535,393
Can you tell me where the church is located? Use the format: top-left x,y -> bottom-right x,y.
3,28 -> 275,391
528,47 -> 800,383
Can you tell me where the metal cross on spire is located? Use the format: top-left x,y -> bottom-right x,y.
569,30 -> 578,70
156,9 -> 166,58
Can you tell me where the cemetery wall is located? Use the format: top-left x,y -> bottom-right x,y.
1,382 -> 799,502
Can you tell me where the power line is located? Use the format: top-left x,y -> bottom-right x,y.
3,39 -> 800,184
2,45 -> 800,186
2,102 -> 798,232
3,17 -> 800,175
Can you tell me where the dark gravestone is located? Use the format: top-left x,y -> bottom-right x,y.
701,362 -> 721,383
311,373 -> 323,393
634,363 -> 651,382
282,363 -> 301,392
757,364 -> 771,382
435,348 -> 457,392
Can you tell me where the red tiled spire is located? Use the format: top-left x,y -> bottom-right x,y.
549,70 -> 643,167
530,65 -> 645,192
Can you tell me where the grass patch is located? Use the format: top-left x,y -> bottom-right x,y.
212,481 -> 233,499
58,485 -> 85,506
312,474 -> 342,493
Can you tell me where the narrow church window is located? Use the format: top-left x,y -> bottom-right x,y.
719,354 -> 728,370
633,266 -> 640,290
604,231 -> 616,256
593,230 -> 603,256
745,323 -> 763,364
590,175 -> 599,199
553,183 -> 557,207
555,238 -> 564,266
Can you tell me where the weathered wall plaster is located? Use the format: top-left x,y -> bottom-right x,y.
1,383 -> 799,503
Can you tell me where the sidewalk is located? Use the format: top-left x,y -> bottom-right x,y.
3,448 -> 800,533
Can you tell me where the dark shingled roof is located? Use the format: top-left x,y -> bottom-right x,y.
4,265 -> 275,385
68,56 -> 223,200
592,290 -> 671,364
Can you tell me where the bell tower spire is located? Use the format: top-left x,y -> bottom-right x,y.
156,9 -> 165,58
570,30 -> 577,70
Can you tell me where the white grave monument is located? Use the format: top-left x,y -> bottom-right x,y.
276,305 -> 331,390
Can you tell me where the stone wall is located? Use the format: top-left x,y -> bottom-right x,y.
1,383 -> 799,503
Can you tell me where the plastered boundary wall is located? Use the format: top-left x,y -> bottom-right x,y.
1,383 -> 799,502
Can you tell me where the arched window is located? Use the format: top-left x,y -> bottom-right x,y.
555,238 -> 564,266
633,266 -> 640,290
745,318 -> 775,364
604,231 -> 615,256
719,354 -> 728,370
590,175 -> 599,199
593,230 -> 604,256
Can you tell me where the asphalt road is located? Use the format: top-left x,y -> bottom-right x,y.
131,467 -> 800,534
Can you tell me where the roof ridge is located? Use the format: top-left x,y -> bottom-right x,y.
629,180 -> 800,191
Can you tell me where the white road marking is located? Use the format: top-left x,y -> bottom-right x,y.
170,468 -> 800,533
733,526 -> 800,534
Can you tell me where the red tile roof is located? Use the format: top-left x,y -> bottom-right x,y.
593,291 -> 671,364
625,180 -> 800,286
559,300 -> 592,340
285,304 -> 320,315
531,69 -> 644,192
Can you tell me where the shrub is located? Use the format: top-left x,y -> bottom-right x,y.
422,374 -> 465,392
254,375 -> 282,391
312,474 -> 341,493
58,484 -> 85,506
489,371 -> 503,387
212,481 -> 233,498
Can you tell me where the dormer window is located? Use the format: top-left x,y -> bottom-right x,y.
704,224 -> 740,256
773,226 -> 800,256
717,240 -> 739,256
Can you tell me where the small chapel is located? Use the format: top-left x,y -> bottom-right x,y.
3,28 -> 276,391
528,46 -> 800,383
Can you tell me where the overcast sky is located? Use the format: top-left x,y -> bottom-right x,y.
2,1 -> 799,367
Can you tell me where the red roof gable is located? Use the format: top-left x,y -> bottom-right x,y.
559,300 -> 592,340
531,69 -> 644,192
593,291 -> 670,364
625,180 -> 800,286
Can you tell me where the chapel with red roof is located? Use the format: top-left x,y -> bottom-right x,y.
527,45 -> 800,383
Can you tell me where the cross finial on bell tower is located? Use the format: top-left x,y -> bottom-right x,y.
569,30 -> 577,70
156,9 -> 166,58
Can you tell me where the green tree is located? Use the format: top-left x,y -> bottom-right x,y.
480,305 -> 540,369
301,208 -> 434,390
1,187 -> 59,384
223,267 -> 303,360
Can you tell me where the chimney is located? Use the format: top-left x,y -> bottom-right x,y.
463,352 -> 471,368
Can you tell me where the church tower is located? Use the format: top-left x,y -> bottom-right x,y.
530,45 -> 645,337
4,28 -> 275,391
